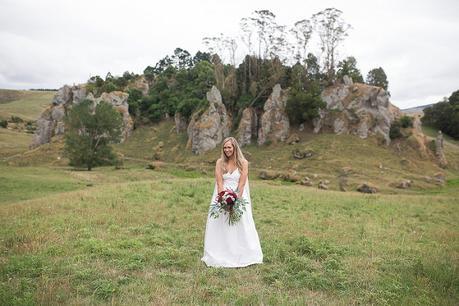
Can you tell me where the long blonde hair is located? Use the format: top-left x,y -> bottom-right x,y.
221,137 -> 246,171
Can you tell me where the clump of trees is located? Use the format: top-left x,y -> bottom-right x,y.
86,71 -> 139,97
82,8 -> 391,131
422,90 -> 459,139
64,99 -> 123,170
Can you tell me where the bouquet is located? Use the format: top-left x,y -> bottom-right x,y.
209,189 -> 248,225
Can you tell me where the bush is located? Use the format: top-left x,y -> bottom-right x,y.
0,119 -> 7,128
10,116 -> 23,123
422,90 -> 459,139
389,121 -> 402,139
286,82 -> 325,125
399,115 -> 413,128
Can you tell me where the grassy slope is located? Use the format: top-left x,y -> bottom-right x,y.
0,163 -> 457,305
0,89 -> 54,121
0,90 -> 54,158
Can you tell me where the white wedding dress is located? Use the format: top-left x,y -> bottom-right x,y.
202,168 -> 263,268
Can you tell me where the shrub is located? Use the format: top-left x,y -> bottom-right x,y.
389,121 -> 402,139
0,119 -> 7,128
399,115 -> 413,128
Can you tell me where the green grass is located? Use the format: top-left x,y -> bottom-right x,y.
0,128 -> 34,159
0,164 -> 457,305
0,90 -> 54,121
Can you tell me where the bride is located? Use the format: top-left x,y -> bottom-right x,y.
201,137 -> 263,268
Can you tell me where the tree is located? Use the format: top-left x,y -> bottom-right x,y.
366,67 -> 388,90
286,80 -> 325,125
291,19 -> 313,63
336,56 -> 364,83
64,99 -> 123,170
422,90 -> 459,139
312,8 -> 351,82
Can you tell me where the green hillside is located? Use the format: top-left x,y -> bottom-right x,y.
0,89 -> 54,121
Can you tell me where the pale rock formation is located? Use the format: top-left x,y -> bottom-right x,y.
314,83 -> 401,144
186,86 -> 231,154
237,107 -> 257,146
435,131 -> 448,168
31,85 -> 133,148
258,84 -> 290,145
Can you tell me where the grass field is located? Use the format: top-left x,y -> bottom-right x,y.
1,90 -> 458,304
0,162 -> 458,305
0,90 -> 54,121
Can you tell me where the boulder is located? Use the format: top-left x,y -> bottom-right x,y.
292,148 -> 314,160
318,180 -> 329,190
314,83 -> 401,144
186,86 -> 231,154
287,133 -> 300,145
258,170 -> 279,180
357,183 -> 378,194
237,107 -> 257,146
396,179 -> 412,189
300,177 -> 313,186
258,84 -> 290,145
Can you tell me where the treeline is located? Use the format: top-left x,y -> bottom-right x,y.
85,8 -> 389,129
422,90 -> 459,139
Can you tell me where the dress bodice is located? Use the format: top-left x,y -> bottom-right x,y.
223,168 -> 240,189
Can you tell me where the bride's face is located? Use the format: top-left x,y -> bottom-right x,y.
223,141 -> 234,158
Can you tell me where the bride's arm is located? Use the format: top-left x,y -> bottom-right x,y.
237,160 -> 249,199
215,159 -> 224,193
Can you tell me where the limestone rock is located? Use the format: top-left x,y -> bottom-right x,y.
343,75 -> 353,86
31,84 -> 134,149
396,179 -> 412,189
130,76 -> 149,96
258,170 -> 279,180
357,183 -> 378,194
287,133 -> 300,145
318,180 -> 329,190
96,91 -> 133,141
435,131 -> 448,168
300,177 -> 313,186
314,83 -> 401,144
186,86 -> 231,154
258,84 -> 290,145
174,112 -> 188,134
237,107 -> 257,146
292,148 -> 314,160
281,171 -> 301,182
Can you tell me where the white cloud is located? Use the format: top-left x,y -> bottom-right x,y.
0,0 -> 458,108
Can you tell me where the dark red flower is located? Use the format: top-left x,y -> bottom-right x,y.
226,197 -> 234,205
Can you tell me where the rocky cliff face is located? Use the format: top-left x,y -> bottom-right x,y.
313,83 -> 400,144
257,84 -> 290,145
30,85 -> 133,149
186,86 -> 231,154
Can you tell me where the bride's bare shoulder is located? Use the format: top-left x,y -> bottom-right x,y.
216,158 -> 223,166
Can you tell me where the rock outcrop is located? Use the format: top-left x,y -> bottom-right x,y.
258,84 -> 290,145
30,85 -> 133,149
435,131 -> 448,168
314,83 -> 400,144
186,86 -> 231,154
237,107 -> 257,146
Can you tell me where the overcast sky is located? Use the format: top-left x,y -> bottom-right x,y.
1,0 -> 458,109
